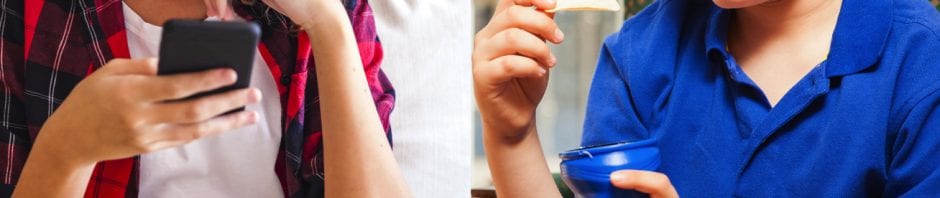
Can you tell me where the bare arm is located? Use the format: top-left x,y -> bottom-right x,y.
13,142 -> 97,197
299,3 -> 411,198
472,0 -> 565,196
483,125 -> 561,198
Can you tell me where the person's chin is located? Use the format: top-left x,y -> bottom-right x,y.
712,0 -> 769,8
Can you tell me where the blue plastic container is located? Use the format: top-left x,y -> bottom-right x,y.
559,139 -> 661,198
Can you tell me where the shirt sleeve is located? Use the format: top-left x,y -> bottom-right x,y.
345,0 -> 395,141
581,41 -> 649,147
0,0 -> 32,196
886,89 -> 940,196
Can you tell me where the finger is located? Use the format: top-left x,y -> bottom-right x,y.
138,68 -> 238,101
486,5 -> 564,43
144,140 -> 192,152
477,55 -> 547,84
205,0 -> 220,18
215,0 -> 232,20
99,58 -> 158,76
514,0 -> 557,10
480,28 -> 556,67
496,0 -> 557,13
610,170 -> 679,198
151,88 -> 261,124
151,111 -> 258,146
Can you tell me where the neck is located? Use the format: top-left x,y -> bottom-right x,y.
730,0 -> 842,45
727,0 -> 842,62
734,0 -> 842,34
123,0 -> 206,26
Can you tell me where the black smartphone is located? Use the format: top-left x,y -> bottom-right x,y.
158,20 -> 261,104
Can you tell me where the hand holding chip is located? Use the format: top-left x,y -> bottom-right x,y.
547,0 -> 622,12
472,0 -> 621,139
473,0 -> 563,139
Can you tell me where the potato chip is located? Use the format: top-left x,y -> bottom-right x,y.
546,0 -> 621,12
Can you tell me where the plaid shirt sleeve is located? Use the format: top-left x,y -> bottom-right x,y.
346,0 -> 395,130
0,0 -> 30,195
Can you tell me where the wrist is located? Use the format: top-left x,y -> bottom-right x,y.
480,113 -> 536,144
301,16 -> 358,67
34,123 -> 97,168
295,3 -> 350,33
14,130 -> 97,197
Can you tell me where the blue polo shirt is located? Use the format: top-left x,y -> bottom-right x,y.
581,0 -> 940,196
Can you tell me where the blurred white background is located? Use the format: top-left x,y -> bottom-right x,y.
372,1 -> 473,197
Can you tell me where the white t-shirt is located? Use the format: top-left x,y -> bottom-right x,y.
122,2 -> 284,197
371,1 -> 472,197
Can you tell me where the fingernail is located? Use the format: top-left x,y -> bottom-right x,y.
554,28 -> 565,42
221,70 -> 237,82
549,54 -> 557,67
247,89 -> 262,103
246,112 -> 259,124
610,171 -> 626,182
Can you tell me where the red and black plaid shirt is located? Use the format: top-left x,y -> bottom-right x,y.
0,0 -> 395,197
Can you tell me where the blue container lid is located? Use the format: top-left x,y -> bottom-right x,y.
559,138 -> 658,161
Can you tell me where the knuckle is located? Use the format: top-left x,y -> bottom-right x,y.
535,42 -> 550,54
117,117 -> 134,130
541,17 -> 558,31
192,124 -> 213,139
506,6 -> 527,23
118,113 -> 142,129
164,83 -> 188,99
183,105 -> 209,121
116,87 -> 139,104
650,173 -> 673,190
128,136 -> 150,151
504,29 -> 523,47
199,70 -> 224,84
499,58 -> 516,73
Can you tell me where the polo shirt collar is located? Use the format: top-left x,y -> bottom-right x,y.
826,0 -> 892,77
703,0 -> 893,78
703,5 -> 753,86
704,4 -> 730,65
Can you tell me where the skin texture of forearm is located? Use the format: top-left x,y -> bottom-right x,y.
303,5 -> 412,198
13,132 -> 96,198
483,124 -> 561,198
